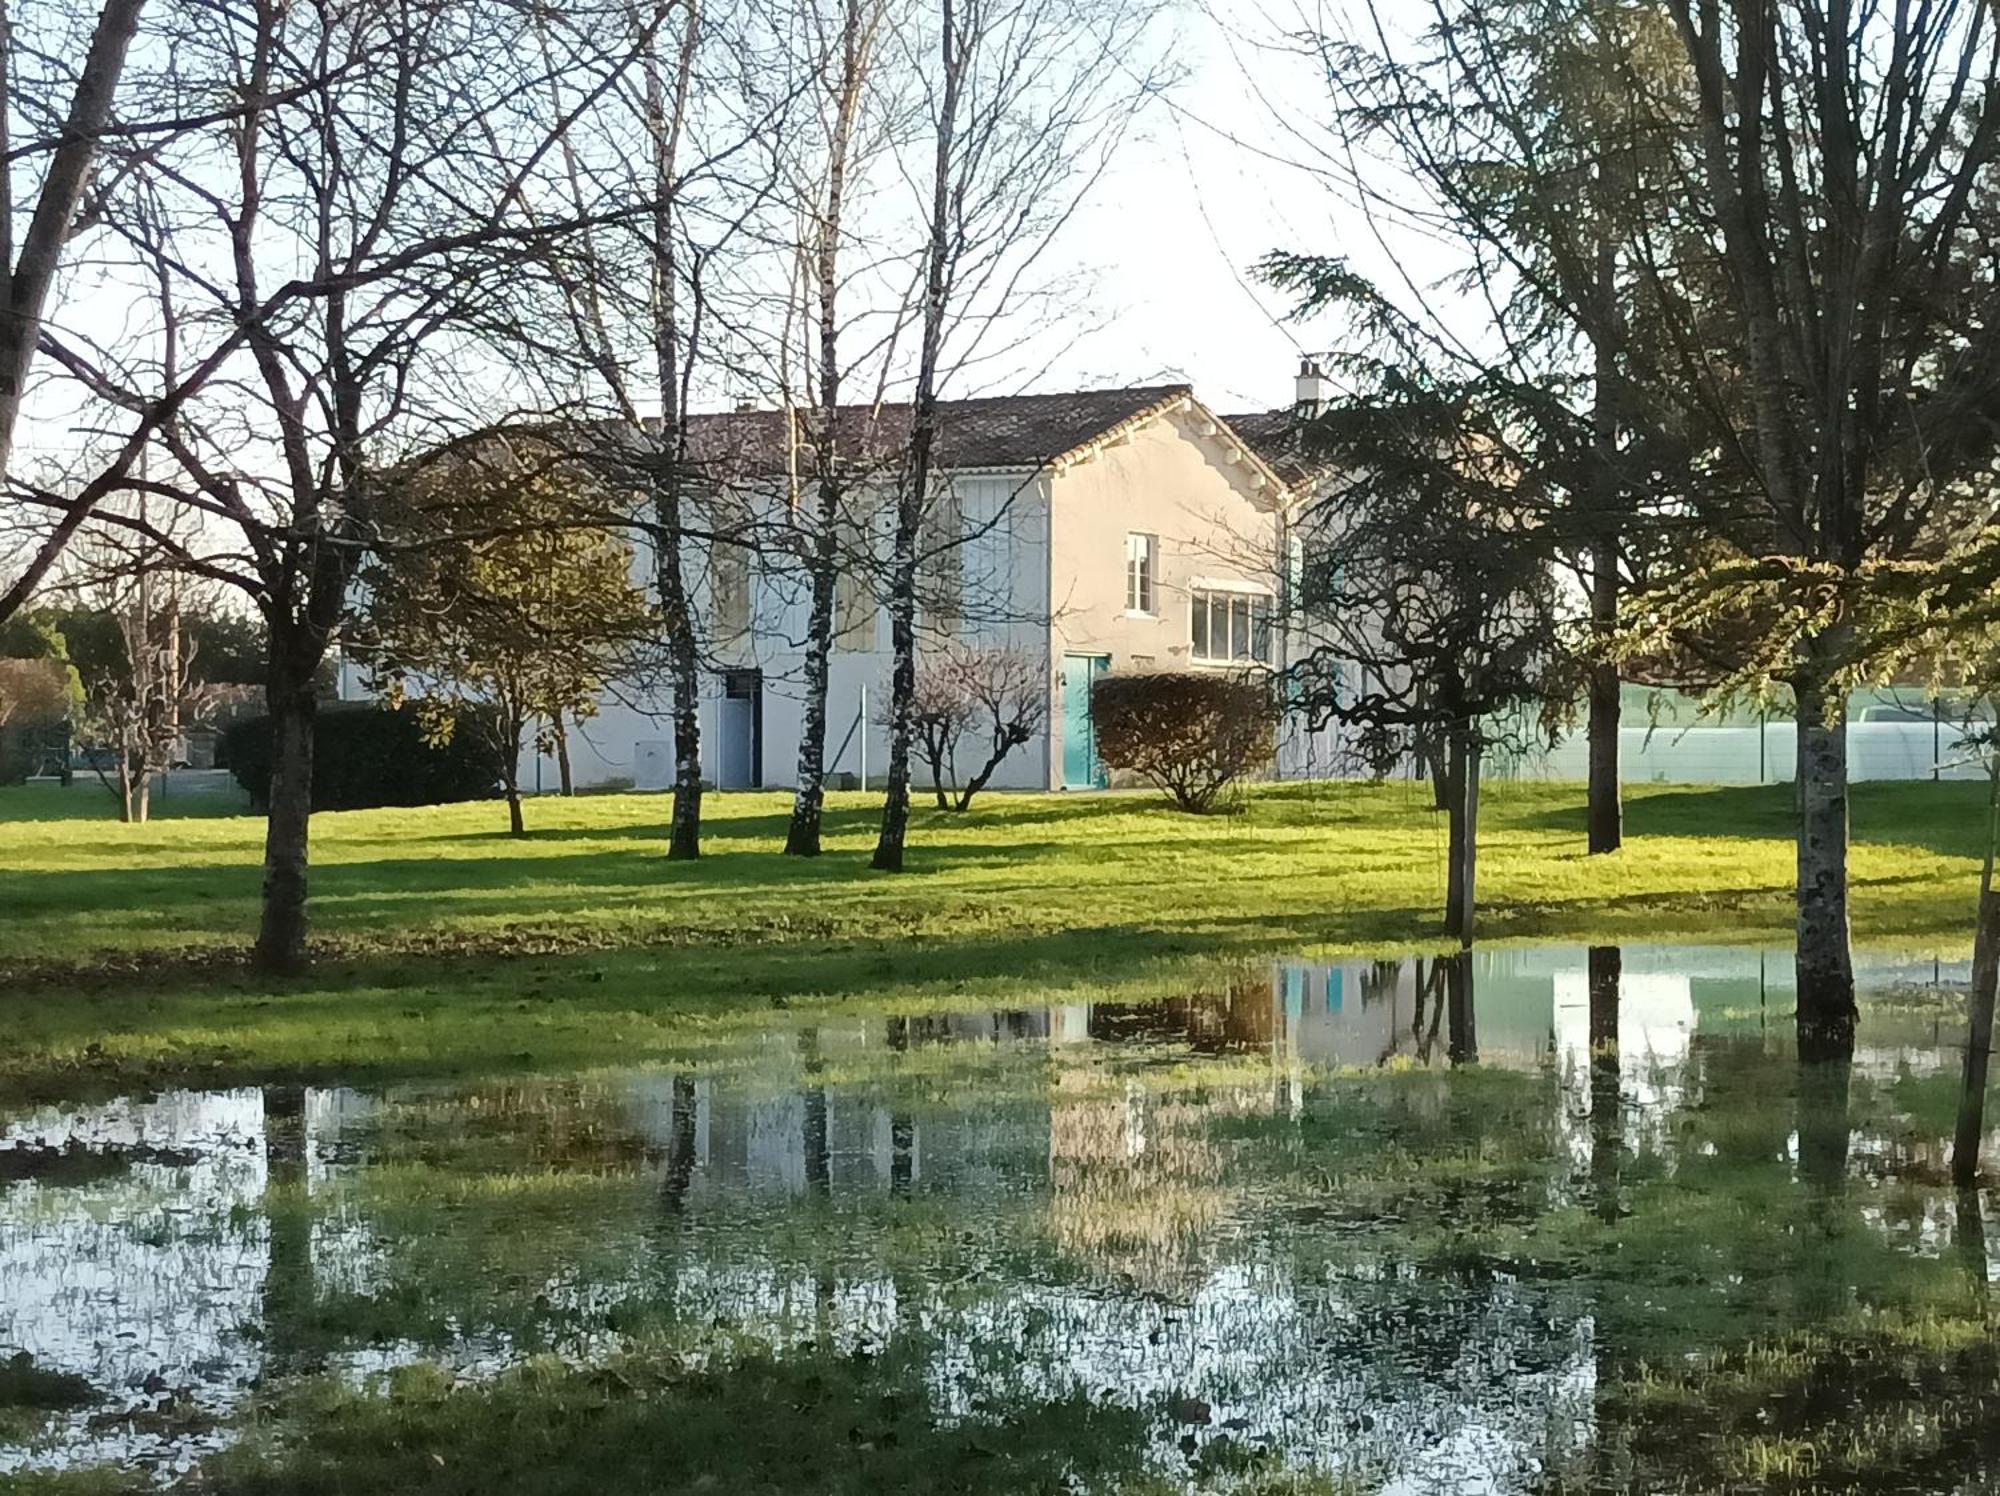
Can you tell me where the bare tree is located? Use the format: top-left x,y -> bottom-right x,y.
527,0 -> 791,861
876,642 -> 1041,809
868,0 -> 1166,870
782,0 -> 898,858
61,514 -> 218,823
39,0 -> 660,971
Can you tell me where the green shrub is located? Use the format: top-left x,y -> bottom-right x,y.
0,727 -> 38,786
1090,671 -> 1278,813
220,704 -> 505,811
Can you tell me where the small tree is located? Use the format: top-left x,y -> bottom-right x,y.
52,523 -> 223,822
86,593 -> 213,823
1091,672 -> 1276,814
360,450 -> 657,837
1260,335 -> 1575,945
879,646 -> 1045,811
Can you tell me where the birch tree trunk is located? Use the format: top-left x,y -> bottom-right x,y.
873,0 -> 964,874
666,625 -> 703,858
785,0 -> 867,860
786,539 -> 840,857
644,0 -> 705,863
1793,664 -> 1857,1061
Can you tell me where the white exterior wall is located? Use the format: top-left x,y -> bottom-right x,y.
505,405 -> 1335,795
548,470 -> 1057,793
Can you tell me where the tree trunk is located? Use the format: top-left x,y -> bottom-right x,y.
872,0 -> 962,876
118,755 -> 136,824
506,779 -> 525,837
1585,207 -> 1623,856
785,0 -> 863,860
1444,727 -> 1481,947
1793,666 -> 1857,1061
553,712 -> 574,796
667,634 -> 703,860
1953,753 -> 2000,1188
1586,547 -> 1621,853
640,0 -> 707,864
871,558 -> 916,871
785,548 -> 838,857
134,763 -> 150,825
254,651 -> 317,976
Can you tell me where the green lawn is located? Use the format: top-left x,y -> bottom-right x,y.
0,777 -> 1986,1099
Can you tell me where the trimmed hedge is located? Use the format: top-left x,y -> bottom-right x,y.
1090,670 -> 1277,813
220,703 -> 505,812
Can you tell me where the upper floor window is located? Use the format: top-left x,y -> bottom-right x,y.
1125,532 -> 1156,614
1191,587 -> 1272,665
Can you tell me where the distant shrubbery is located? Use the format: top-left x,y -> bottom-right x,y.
221,704 -> 505,811
1090,671 -> 1277,813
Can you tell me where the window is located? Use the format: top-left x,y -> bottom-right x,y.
709,492 -> 752,639
1125,532 -> 1156,614
1190,588 -> 1273,665
921,486 -> 964,629
835,565 -> 874,649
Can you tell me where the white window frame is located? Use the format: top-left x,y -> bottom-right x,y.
1189,584 -> 1274,666
1124,532 -> 1156,616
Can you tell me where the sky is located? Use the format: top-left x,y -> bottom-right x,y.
1024,1 -> 1436,416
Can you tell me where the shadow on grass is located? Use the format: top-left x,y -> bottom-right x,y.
1517,779 -> 1994,859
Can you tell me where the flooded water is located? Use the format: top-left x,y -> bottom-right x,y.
2,944 -> 1996,1492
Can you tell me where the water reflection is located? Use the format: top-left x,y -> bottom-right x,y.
1,944 -> 1996,1491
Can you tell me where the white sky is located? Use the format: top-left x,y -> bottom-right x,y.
1023,1 -> 1443,415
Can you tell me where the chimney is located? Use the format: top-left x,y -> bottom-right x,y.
1294,357 -> 1334,417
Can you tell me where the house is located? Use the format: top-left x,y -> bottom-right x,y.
510,371 -> 1347,794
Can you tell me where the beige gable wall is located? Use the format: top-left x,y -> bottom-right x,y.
1047,403 -> 1283,673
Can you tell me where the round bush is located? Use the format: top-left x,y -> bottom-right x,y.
1090,671 -> 1278,812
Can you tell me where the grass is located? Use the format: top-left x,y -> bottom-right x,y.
0,776 -> 1989,1099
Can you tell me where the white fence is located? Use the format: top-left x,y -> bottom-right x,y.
1515,720 -> 1986,785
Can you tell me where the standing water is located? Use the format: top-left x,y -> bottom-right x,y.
1,944 -> 1994,1492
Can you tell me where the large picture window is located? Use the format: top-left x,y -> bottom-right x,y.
1190,588 -> 1272,665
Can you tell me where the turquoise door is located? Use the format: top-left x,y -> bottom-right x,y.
1060,654 -> 1110,789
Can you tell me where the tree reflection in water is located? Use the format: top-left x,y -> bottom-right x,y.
2,943 -> 1996,1492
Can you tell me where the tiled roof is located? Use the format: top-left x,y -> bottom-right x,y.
683,384 -> 1194,477
1217,408 -> 1325,487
